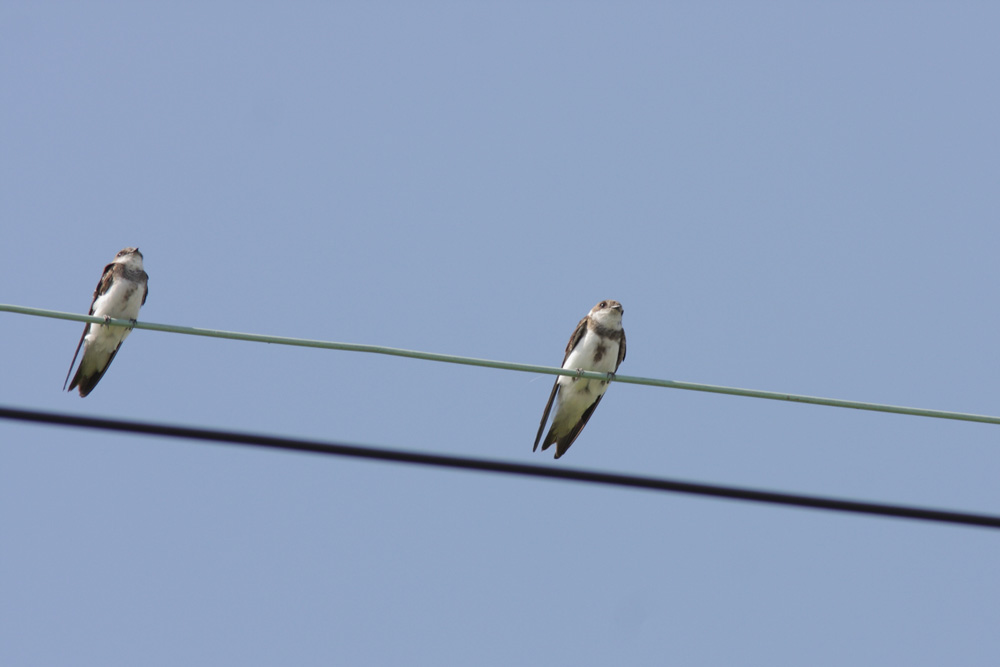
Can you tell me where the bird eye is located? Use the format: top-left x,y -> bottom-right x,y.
599,301 -> 606,308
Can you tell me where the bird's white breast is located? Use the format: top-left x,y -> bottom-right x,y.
554,327 -> 620,415
562,328 -> 619,375
85,280 -> 144,353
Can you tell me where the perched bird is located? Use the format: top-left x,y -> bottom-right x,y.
533,300 -> 626,459
64,247 -> 149,397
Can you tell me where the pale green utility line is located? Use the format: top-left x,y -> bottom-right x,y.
5,302 -> 999,426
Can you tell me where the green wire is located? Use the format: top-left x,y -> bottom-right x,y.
5,302 -> 999,426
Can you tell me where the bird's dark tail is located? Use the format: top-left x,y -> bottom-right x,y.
63,325 -> 90,392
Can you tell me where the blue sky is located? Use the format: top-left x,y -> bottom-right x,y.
3,3 -> 1000,665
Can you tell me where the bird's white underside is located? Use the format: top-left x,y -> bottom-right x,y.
550,326 -> 621,436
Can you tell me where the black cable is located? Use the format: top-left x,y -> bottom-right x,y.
2,404 -> 997,530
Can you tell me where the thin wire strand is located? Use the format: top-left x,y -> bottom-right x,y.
5,302 -> 1000,425
2,404 -> 998,530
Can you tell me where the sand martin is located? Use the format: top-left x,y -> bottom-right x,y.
64,247 -> 149,397
533,300 -> 626,459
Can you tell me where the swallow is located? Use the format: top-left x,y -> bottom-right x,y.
64,247 -> 149,397
533,300 -> 626,458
